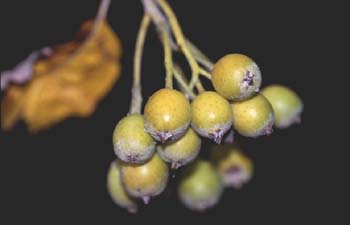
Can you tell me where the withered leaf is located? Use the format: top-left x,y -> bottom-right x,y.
1,20 -> 122,133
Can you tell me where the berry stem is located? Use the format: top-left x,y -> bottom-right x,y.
185,39 -> 214,71
59,0 -> 111,68
160,29 -> 174,89
195,79 -> 206,93
155,0 -> 200,90
142,0 -> 207,93
129,14 -> 151,114
141,0 -> 177,49
173,64 -> 196,99
199,68 -> 212,80
89,0 -> 111,40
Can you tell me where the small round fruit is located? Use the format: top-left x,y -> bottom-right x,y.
157,128 -> 201,169
261,84 -> 303,129
212,54 -> 262,101
144,88 -> 191,143
120,153 -> 169,204
178,160 -> 223,212
210,145 -> 253,189
191,91 -> 232,143
232,94 -> 274,137
113,114 -> 156,164
107,160 -> 138,213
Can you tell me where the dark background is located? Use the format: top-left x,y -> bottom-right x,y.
1,0 -> 345,224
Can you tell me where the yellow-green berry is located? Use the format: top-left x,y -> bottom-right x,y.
211,145 -> 253,189
113,114 -> 156,163
191,91 -> 233,143
144,88 -> 191,143
157,128 -> 201,169
261,84 -> 303,129
178,160 -> 223,212
232,94 -> 274,137
212,54 -> 262,101
107,160 -> 138,213
120,153 -> 169,204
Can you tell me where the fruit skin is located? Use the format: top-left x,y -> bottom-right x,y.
191,91 -> 233,144
144,88 -> 191,143
120,153 -> 169,204
107,160 -> 138,213
178,160 -> 223,212
261,84 -> 303,129
113,114 -> 156,164
211,54 -> 262,101
157,128 -> 201,169
231,94 -> 274,137
210,145 -> 253,189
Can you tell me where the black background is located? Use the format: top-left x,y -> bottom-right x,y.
1,0 -> 344,224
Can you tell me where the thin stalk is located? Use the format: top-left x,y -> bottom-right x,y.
199,67 -> 212,79
173,64 -> 196,99
129,14 -> 151,114
141,0 -> 177,49
160,29 -> 173,88
186,39 -> 214,71
156,0 -> 200,90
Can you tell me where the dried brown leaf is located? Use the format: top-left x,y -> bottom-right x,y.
1,20 -> 122,133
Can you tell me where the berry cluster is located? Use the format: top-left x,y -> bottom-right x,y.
107,0 -> 303,213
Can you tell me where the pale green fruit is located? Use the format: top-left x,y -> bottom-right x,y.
120,153 -> 169,204
157,128 -> 201,169
113,114 -> 156,163
107,160 -> 138,213
178,160 -> 223,211
231,94 -> 274,137
212,54 -> 262,101
261,84 -> 303,129
191,91 -> 232,143
210,145 -> 253,189
144,88 -> 191,143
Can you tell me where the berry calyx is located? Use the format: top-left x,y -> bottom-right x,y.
231,94 -> 274,137
191,91 -> 233,144
157,128 -> 201,169
211,54 -> 262,101
210,145 -> 253,189
144,88 -> 191,143
107,160 -> 138,213
178,160 -> 223,212
261,84 -> 303,129
113,114 -> 156,164
120,153 -> 169,204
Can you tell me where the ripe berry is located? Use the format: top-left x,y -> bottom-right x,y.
144,88 -> 191,143
211,54 -> 262,101
178,160 -> 223,212
261,84 -> 303,129
113,114 -> 156,164
120,153 -> 169,204
231,94 -> 274,137
107,160 -> 138,213
157,128 -> 201,169
191,91 -> 232,143
210,145 -> 253,189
